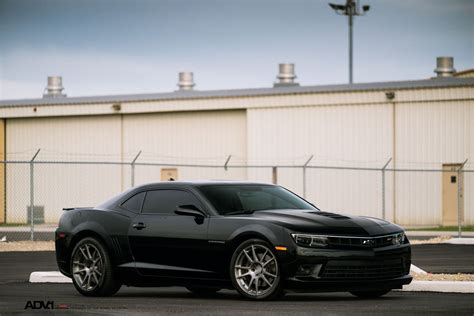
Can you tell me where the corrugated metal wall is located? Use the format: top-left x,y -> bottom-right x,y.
395,100 -> 473,225
247,104 -> 392,219
122,110 -> 247,186
3,86 -> 473,226
246,93 -> 473,225
5,110 -> 247,223
6,116 -> 123,223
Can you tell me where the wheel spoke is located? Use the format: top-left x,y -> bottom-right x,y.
255,278 -> 259,294
85,244 -> 93,260
73,261 -> 87,266
92,272 -> 100,284
236,271 -> 252,279
73,268 -> 87,274
251,245 -> 258,262
86,274 -> 91,289
79,247 -> 88,260
248,276 -> 255,290
261,275 -> 272,286
262,257 -> 274,267
260,249 -> 268,262
264,270 -> 276,278
235,265 -> 250,270
243,250 -> 254,263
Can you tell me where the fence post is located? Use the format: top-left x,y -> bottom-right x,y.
458,159 -> 468,238
302,155 -> 314,199
224,155 -> 232,171
130,150 -> 142,187
381,158 -> 392,220
29,149 -> 41,241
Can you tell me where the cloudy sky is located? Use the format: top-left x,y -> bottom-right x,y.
0,0 -> 472,100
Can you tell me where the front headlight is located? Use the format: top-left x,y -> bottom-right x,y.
393,232 -> 405,245
291,233 -> 329,248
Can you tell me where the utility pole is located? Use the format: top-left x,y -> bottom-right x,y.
329,0 -> 370,84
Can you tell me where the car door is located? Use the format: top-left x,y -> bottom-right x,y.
128,188 -> 216,279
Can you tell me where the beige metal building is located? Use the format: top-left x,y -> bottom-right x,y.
0,58 -> 473,227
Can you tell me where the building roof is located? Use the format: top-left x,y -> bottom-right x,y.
0,77 -> 473,108
454,69 -> 474,78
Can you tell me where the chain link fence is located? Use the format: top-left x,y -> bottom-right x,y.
1,153 -> 472,241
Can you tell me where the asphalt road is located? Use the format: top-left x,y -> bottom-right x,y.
0,283 -> 473,315
0,246 -> 473,315
412,244 -> 474,274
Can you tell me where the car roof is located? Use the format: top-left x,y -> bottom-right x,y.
134,180 -> 274,188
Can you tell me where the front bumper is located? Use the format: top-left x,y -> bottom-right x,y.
280,243 -> 412,292
285,275 -> 412,292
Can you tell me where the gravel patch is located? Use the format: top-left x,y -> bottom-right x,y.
410,235 -> 452,245
0,241 -> 55,252
413,272 -> 474,282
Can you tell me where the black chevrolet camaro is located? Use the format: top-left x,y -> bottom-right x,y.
55,181 -> 412,300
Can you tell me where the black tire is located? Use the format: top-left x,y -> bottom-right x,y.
70,237 -> 121,297
230,239 -> 283,300
186,287 -> 221,297
350,290 -> 391,298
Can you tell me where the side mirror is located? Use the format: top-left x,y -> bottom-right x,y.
175,205 -> 206,218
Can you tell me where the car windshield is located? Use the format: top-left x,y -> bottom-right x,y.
198,184 -> 317,215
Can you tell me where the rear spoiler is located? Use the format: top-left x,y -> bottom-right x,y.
62,207 -> 93,211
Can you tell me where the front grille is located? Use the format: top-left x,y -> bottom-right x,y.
327,235 -> 399,248
321,258 -> 406,280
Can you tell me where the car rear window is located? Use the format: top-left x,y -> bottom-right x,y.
121,192 -> 145,213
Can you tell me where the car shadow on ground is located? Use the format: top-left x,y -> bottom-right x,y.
111,289 -> 399,302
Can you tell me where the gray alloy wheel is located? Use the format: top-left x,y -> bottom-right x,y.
72,242 -> 104,291
231,239 -> 282,300
70,237 -> 121,296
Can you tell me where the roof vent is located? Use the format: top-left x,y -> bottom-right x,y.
43,76 -> 66,98
434,57 -> 456,78
274,63 -> 299,87
177,72 -> 195,91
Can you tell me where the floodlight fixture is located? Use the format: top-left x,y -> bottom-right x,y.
328,0 -> 371,84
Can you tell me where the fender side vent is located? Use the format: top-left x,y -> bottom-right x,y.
110,236 -> 123,260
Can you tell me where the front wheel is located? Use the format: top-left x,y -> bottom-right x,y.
230,239 -> 283,300
350,290 -> 391,298
70,237 -> 121,296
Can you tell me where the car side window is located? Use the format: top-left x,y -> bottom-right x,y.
142,189 -> 203,215
121,191 -> 146,213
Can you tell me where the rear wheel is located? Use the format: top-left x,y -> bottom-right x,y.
70,237 -> 121,296
350,290 -> 391,298
230,239 -> 283,300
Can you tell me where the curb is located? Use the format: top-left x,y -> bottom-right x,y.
406,231 -> 474,237
401,281 -> 474,293
29,271 -> 72,283
443,238 -> 474,245
410,264 -> 427,275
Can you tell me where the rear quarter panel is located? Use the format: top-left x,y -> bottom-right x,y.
56,208 -> 134,276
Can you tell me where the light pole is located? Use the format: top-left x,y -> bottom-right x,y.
329,0 -> 370,84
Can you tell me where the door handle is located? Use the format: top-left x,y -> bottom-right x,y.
132,222 -> 146,230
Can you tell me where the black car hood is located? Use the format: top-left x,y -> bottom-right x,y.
251,209 -> 403,236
